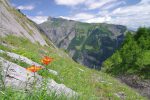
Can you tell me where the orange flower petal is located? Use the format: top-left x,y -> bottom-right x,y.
26,65 -> 42,72
41,56 -> 53,65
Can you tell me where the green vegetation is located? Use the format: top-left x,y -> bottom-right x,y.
67,23 -> 121,69
0,88 -> 70,100
0,35 -> 146,100
102,27 -> 150,79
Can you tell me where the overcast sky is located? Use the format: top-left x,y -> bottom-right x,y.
10,0 -> 150,29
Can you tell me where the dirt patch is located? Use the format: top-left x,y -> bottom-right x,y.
118,75 -> 150,99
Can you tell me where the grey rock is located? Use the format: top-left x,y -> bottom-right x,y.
39,18 -> 77,47
0,57 -> 41,90
0,0 -> 47,46
0,49 -> 58,76
114,92 -> 126,100
6,52 -> 41,67
47,79 -> 77,96
0,50 -> 5,53
48,69 -> 58,76
0,57 -> 77,97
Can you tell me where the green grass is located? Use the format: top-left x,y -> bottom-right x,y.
0,35 -> 147,100
0,88 -> 72,100
84,45 -> 94,51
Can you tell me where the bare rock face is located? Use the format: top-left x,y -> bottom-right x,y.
39,17 -> 77,49
0,0 -> 47,46
0,57 -> 77,97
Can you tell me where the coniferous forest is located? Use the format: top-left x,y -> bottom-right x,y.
103,27 -> 150,79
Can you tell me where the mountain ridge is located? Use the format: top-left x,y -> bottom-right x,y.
39,16 -> 127,69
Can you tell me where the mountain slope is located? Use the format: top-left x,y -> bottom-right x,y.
39,17 -> 127,69
0,35 -> 146,100
0,0 -> 52,46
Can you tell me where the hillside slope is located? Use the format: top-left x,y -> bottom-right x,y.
39,17 -> 127,69
0,35 -> 147,100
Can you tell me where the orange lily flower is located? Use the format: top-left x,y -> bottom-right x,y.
41,56 -> 53,65
26,65 -> 42,72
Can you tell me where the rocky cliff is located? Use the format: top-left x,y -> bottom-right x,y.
40,17 -> 127,69
0,0 -> 49,46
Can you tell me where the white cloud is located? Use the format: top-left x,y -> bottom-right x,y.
28,16 -> 48,24
72,13 -> 95,20
86,16 -> 111,23
17,5 -> 35,10
59,0 -> 150,29
59,13 -> 95,22
140,0 -> 150,4
55,0 -> 86,6
54,0 -> 119,10
19,0 -> 149,29
60,13 -> 111,23
102,1 -> 126,10
85,0 -> 118,10
59,16 -> 72,20
108,0 -> 150,29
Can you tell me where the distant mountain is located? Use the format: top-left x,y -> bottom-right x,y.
39,17 -> 127,69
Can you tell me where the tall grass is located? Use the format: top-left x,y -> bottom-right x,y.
0,88 -> 71,100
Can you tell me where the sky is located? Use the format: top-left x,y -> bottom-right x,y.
10,0 -> 150,29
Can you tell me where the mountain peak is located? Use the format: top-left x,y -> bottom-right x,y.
47,16 -> 53,21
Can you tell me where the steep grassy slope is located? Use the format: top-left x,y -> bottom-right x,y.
0,35 -> 147,100
40,17 -> 127,69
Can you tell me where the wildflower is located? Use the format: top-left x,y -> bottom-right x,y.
26,65 -> 42,72
41,56 -> 53,65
